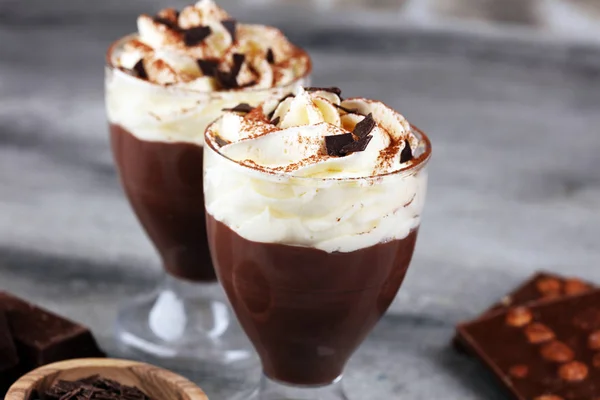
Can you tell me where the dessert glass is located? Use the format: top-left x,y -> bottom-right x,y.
105,35 -> 310,366
204,125 -> 431,398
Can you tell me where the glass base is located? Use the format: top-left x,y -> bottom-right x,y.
115,273 -> 257,369
236,375 -> 349,400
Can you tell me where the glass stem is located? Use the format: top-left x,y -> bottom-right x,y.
255,374 -> 348,400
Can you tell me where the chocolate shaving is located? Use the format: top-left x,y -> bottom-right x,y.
221,19 -> 237,41
266,48 -> 275,64
306,87 -> 342,96
270,116 -> 281,126
43,376 -> 154,400
214,136 -> 229,147
325,133 -> 355,157
223,103 -> 254,113
132,60 -> 147,79
352,113 -> 376,138
183,26 -> 212,47
152,17 -> 180,32
400,139 -> 413,163
216,53 -> 246,89
333,103 -> 361,115
341,135 -> 373,155
197,59 -> 219,76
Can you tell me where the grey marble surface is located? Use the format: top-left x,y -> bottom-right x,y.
1,1 -> 600,399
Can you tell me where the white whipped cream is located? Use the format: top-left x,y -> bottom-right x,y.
106,0 -> 310,144
112,0 -> 310,90
204,88 -> 431,253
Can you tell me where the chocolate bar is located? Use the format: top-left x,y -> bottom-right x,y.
454,273 -> 596,352
0,292 -> 105,392
481,272 -> 595,318
0,310 -> 19,394
458,289 -> 600,400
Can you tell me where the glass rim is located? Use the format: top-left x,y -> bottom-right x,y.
105,34 -> 313,94
204,122 -> 432,182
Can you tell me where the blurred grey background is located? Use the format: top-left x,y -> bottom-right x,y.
0,0 -> 599,399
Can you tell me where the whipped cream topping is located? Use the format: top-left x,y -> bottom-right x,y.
111,0 -> 310,91
204,88 -> 430,252
206,88 -> 420,178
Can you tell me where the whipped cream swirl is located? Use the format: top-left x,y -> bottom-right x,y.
204,88 -> 431,252
112,0 -> 310,91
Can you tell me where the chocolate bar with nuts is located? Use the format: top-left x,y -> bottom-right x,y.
454,272 -> 596,353
458,289 -> 600,400
481,272 -> 595,318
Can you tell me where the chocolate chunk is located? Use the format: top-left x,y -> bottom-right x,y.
506,307 -> 532,327
400,140 -> 413,163
197,59 -> 219,77
214,136 -> 229,147
352,113 -> 376,139
44,375 -> 154,400
341,135 -> 373,155
333,103 -> 361,115
216,53 -> 245,89
270,116 -> 280,126
0,292 -> 105,373
0,310 -> 19,395
222,19 -> 237,41
223,103 -> 254,113
325,133 -> 354,157
152,16 -> 180,32
306,87 -> 342,96
183,26 -> 212,47
266,48 -> 275,64
132,60 -> 147,80
458,289 -> 600,400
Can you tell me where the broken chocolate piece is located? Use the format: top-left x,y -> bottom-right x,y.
132,60 -> 148,80
222,19 -> 237,41
0,310 -> 19,395
183,26 -> 212,47
458,289 -> 600,400
325,134 -> 354,157
352,113 -> 376,139
266,48 -> 275,64
341,135 -> 373,155
197,59 -> 219,77
0,292 -> 105,373
152,16 -> 180,32
223,103 -> 254,113
270,116 -> 280,126
333,103 -> 360,115
306,87 -> 342,96
216,53 -> 245,89
400,140 -> 413,163
214,136 -> 229,147
44,375 -> 154,400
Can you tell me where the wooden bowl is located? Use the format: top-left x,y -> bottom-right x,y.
5,358 -> 208,400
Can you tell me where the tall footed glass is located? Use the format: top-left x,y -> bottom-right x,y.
105,35 -> 310,367
204,126 -> 431,398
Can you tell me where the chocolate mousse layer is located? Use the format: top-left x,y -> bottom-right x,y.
207,213 -> 419,385
111,124 -> 215,282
